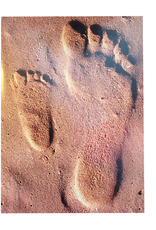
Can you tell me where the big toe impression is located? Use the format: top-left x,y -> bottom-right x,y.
62,20 -> 88,58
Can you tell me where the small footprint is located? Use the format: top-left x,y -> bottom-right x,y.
11,69 -> 54,151
62,20 -> 138,209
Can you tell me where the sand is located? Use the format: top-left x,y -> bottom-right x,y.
1,16 -> 143,213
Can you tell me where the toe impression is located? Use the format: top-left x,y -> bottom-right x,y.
88,24 -> 103,53
62,20 -> 88,58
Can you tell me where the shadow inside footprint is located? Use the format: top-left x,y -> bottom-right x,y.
17,69 -> 27,77
131,77 -> 138,109
69,20 -> 87,38
17,69 -> 27,84
119,39 -> 129,55
90,24 -> 103,43
128,55 -> 136,65
61,191 -> 68,207
106,29 -> 119,46
113,156 -> 123,198
115,64 -> 131,77
43,74 -> 56,85
49,119 -> 54,144
105,56 -> 115,67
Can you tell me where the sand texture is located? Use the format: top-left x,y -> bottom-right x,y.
1,17 -> 143,213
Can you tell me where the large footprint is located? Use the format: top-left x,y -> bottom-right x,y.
11,69 -> 54,151
62,20 -> 137,209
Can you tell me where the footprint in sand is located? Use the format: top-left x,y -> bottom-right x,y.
62,20 -> 137,209
11,69 -> 54,151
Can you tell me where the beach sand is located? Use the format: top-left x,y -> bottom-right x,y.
1,16 -> 143,213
